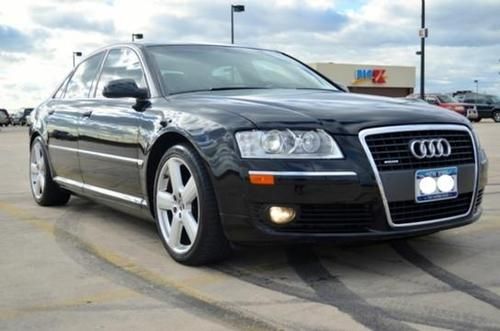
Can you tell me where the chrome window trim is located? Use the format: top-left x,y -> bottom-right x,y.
248,170 -> 357,177
358,124 -> 478,228
49,145 -> 144,167
54,176 -> 147,206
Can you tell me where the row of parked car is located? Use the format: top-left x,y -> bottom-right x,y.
0,108 -> 34,127
406,92 -> 500,123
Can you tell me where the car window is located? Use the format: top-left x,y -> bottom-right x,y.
425,97 -> 439,105
147,45 -> 337,95
490,95 -> 500,103
65,52 -> 105,99
485,95 -> 500,104
251,60 -> 307,86
211,66 -> 243,85
95,48 -> 146,98
437,95 -> 457,103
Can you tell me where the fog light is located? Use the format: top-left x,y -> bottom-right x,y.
269,206 -> 296,224
437,174 -> 455,193
419,176 -> 437,195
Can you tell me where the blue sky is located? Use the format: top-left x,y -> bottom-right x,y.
0,0 -> 499,109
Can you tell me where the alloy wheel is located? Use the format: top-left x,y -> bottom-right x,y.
494,111 -> 500,123
30,142 -> 46,200
156,157 -> 200,254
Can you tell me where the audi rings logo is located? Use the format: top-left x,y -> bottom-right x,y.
409,138 -> 452,159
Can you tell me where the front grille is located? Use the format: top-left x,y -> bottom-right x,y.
389,193 -> 473,225
365,130 -> 475,171
253,203 -> 372,233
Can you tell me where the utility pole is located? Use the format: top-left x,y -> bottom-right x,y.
419,0 -> 427,100
132,33 -> 143,42
231,5 -> 245,44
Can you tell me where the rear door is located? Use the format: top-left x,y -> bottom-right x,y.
77,47 -> 147,202
46,52 -> 105,183
464,96 -> 490,118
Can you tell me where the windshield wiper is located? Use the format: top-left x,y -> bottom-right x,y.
208,87 -> 271,91
294,88 -> 339,92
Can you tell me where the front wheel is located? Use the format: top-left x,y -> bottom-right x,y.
30,137 -> 71,206
154,144 -> 231,265
493,111 -> 500,123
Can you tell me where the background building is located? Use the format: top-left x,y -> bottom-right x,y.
309,62 -> 416,97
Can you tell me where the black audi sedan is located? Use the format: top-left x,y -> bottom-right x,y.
29,43 -> 488,265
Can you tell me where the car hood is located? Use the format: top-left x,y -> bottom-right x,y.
169,89 -> 470,134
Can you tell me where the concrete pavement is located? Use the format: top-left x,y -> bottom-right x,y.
1,123 -> 499,330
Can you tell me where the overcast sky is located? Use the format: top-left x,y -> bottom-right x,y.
1,0 -> 499,109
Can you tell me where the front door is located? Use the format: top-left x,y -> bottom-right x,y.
78,47 -> 148,202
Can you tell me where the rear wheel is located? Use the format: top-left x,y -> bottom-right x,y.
30,137 -> 71,206
154,144 -> 231,265
493,111 -> 500,123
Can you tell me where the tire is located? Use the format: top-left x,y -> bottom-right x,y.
493,111 -> 500,123
30,137 -> 71,206
472,118 -> 481,123
154,144 -> 231,265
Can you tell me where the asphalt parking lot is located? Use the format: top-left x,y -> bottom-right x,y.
1,123 -> 499,331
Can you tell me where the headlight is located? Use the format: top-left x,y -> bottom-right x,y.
235,129 -> 343,159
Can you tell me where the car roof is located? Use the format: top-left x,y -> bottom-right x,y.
84,42 -> 280,60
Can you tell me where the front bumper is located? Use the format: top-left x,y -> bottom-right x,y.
212,126 -> 488,244
218,170 -> 486,243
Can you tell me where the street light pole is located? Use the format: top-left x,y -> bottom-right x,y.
419,0 -> 426,100
72,51 -> 82,68
474,80 -> 479,94
231,4 -> 245,44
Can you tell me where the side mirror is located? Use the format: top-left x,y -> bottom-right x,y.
103,79 -> 148,99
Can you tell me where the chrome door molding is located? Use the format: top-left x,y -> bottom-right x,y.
54,176 -> 147,207
49,144 -> 144,167
358,124 -> 478,228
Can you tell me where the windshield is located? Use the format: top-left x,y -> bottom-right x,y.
487,95 -> 500,103
437,95 -> 457,103
147,45 -> 337,95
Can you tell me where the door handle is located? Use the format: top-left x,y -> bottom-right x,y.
82,111 -> 93,118
48,110 -> 55,115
